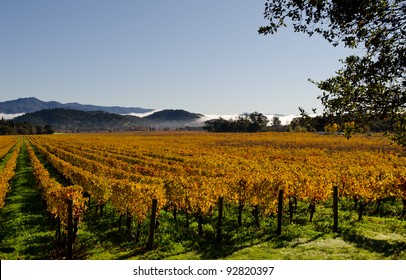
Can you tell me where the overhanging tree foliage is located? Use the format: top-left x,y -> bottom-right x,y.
259,0 -> 405,148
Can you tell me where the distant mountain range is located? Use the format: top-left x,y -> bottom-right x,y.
0,98 -> 204,131
0,97 -> 296,131
12,108 -> 204,131
12,108 -> 152,131
0,97 -> 153,115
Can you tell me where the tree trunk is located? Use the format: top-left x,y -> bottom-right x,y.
358,201 -> 366,221
277,189 -> 283,236
100,203 -> 104,216
375,199 -> 382,214
252,205 -> 260,227
353,196 -> 359,210
66,199 -> 73,260
173,207 -> 177,223
126,211 -> 132,237
146,199 -> 158,250
216,197 -> 224,244
136,221 -> 141,243
238,202 -> 244,227
333,186 -> 339,233
197,213 -> 203,237
309,202 -> 316,223
185,209 -> 189,231
56,217 -> 61,240
288,196 -> 294,223
118,214 -> 124,233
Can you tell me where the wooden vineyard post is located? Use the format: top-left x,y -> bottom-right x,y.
197,210 -> 203,237
333,186 -> 339,233
66,199 -> 73,260
358,201 -> 365,221
216,196 -> 224,244
238,203 -> 243,227
126,208 -> 132,237
56,218 -> 61,240
84,192 -> 91,209
118,214 -> 123,233
309,202 -> 316,222
277,189 -> 283,236
146,198 -> 158,250
100,203 -> 104,216
288,197 -> 294,223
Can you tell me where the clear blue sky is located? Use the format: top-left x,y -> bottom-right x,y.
0,0 -> 354,115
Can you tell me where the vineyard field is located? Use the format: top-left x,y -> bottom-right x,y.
0,132 -> 405,259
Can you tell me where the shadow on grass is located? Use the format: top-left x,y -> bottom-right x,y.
74,205 -> 279,260
197,236 -> 255,259
342,228 -> 406,258
0,247 -> 15,254
74,207 -> 131,259
110,229 -> 263,260
21,234 -> 61,260
72,198 -> 406,260
75,203 -> 340,260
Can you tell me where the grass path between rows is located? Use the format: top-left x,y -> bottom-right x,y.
0,140 -> 55,259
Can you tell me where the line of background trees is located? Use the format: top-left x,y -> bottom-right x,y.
202,112 -> 270,132
0,118 -> 54,135
202,111 -> 394,134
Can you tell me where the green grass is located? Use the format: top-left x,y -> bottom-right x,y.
0,141 -> 56,259
69,199 -> 406,260
1,141 -> 405,260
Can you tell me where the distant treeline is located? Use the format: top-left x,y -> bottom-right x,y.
0,118 -> 54,135
288,114 -> 394,133
203,110 -> 395,134
203,112 -> 269,132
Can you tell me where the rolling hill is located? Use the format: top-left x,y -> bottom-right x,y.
13,108 -> 154,132
0,97 -> 153,115
1,97 -> 296,132
12,108 -> 206,131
